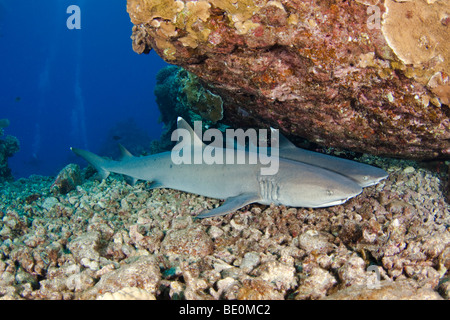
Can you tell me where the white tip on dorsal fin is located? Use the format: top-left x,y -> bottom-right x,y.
270,127 -> 296,150
177,117 -> 205,148
118,144 -> 135,160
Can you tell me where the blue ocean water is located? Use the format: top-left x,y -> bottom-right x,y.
0,0 -> 168,179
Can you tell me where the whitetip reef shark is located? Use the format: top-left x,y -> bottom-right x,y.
71,118 -> 387,218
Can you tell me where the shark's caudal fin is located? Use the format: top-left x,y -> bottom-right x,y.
71,145 -> 140,185
70,147 -> 111,180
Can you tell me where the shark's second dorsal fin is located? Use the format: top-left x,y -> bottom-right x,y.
118,144 -> 135,161
177,117 -> 205,148
117,144 -> 137,185
271,128 -> 296,150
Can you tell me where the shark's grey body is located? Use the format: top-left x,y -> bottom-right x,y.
226,128 -> 388,188
71,119 -> 365,218
272,129 -> 388,187
71,148 -> 363,218
191,121 -> 387,188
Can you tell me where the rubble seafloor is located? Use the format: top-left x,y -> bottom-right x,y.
0,156 -> 449,300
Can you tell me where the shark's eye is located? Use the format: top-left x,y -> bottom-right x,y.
363,176 -> 369,181
326,189 -> 334,196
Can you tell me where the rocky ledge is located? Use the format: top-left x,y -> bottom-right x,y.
127,0 -> 450,159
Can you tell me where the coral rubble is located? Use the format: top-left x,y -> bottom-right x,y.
127,0 -> 450,159
0,157 -> 448,300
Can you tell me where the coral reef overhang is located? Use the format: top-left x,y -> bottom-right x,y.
127,0 -> 450,159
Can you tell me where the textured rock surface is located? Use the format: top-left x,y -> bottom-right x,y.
127,0 -> 450,159
161,225 -> 214,257
96,287 -> 156,300
325,279 -> 443,300
82,255 -> 161,299
0,157 -> 448,299
155,66 -> 223,124
50,164 -> 82,195
0,119 -> 19,182
152,66 -> 227,153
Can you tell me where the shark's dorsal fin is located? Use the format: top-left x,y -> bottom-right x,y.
118,144 -> 135,161
270,128 -> 296,150
177,117 -> 205,148
116,144 -> 137,185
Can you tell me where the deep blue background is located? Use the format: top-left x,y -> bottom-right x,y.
0,0 -> 168,178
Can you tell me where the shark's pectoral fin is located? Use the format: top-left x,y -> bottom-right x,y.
124,175 -> 138,186
93,172 -> 109,181
196,193 -> 261,219
148,180 -> 165,189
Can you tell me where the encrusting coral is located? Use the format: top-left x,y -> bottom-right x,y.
155,66 -> 223,125
382,0 -> 450,105
127,0 -> 450,159
181,69 -> 223,123
152,65 -> 225,152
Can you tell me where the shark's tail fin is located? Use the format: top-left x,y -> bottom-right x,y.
71,147 -> 110,180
